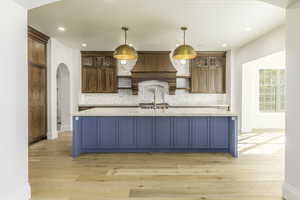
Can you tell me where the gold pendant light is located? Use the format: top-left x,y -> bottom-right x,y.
114,27 -> 137,61
173,27 -> 196,60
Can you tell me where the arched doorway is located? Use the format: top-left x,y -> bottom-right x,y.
56,63 -> 71,133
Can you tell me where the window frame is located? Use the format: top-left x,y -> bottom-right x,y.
259,69 -> 286,113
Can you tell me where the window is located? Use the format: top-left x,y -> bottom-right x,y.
259,69 -> 286,112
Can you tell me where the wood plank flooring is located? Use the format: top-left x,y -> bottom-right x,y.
29,132 -> 285,200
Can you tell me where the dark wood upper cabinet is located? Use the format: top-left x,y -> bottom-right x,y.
81,51 -> 118,93
190,52 -> 226,94
28,26 -> 49,144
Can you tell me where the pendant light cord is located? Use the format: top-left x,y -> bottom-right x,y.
181,27 -> 187,46
183,29 -> 186,45
122,27 -> 129,45
125,29 -> 127,45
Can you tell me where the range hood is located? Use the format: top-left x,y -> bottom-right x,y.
131,51 -> 177,95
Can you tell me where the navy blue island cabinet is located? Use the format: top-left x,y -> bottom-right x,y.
72,116 -> 238,157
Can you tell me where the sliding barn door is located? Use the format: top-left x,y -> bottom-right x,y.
28,27 -> 49,144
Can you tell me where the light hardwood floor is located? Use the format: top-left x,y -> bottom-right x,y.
29,132 -> 285,200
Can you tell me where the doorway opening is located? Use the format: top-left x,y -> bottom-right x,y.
240,51 -> 285,155
56,63 -> 71,133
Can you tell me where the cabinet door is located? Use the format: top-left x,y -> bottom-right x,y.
155,117 -> 172,148
28,64 -> 47,144
210,117 -> 229,149
82,117 -> 99,148
82,66 -> 98,93
97,68 -> 104,92
174,117 -> 190,148
82,67 -> 88,92
136,117 -> 154,148
81,53 -> 117,93
208,57 -> 225,93
100,117 -> 118,147
191,56 -> 209,93
118,117 -> 136,148
191,53 -> 226,94
105,68 -> 114,92
191,118 -> 209,148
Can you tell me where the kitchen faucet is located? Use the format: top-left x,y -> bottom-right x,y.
152,88 -> 157,110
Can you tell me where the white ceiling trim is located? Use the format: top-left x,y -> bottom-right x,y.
258,0 -> 298,8
13,0 -> 61,9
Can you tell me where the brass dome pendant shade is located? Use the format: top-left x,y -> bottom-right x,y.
114,27 -> 137,60
173,27 -> 196,60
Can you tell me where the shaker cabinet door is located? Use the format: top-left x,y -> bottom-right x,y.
136,117 -> 154,148
118,117 -> 136,148
100,117 -> 118,147
191,117 -> 209,148
82,66 -> 98,93
81,117 -> 99,148
173,117 -> 190,148
210,117 -> 229,149
155,117 -> 172,148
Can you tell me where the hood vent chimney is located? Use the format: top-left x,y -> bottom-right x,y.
131,51 -> 177,95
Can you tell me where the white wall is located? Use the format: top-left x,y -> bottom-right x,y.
0,0 -> 30,199
231,25 -> 286,129
242,51 -> 285,132
80,57 -> 227,106
48,38 -> 80,139
284,1 -> 300,199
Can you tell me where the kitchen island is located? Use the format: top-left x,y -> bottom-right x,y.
72,108 -> 238,157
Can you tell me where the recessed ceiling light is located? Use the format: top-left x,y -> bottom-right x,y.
82,43 -> 87,47
245,27 -> 252,32
222,43 -> 228,47
58,27 -> 65,32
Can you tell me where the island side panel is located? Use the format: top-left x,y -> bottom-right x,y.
229,116 -> 238,158
72,116 -> 82,157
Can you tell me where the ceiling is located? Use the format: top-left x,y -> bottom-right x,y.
260,0 -> 297,8
28,0 -> 286,51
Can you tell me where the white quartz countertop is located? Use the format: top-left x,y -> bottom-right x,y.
73,108 -> 238,117
78,104 -> 230,108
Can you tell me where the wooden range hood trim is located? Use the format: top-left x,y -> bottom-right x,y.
131,51 -> 177,95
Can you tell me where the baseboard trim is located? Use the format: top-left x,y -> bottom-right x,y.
241,128 -> 253,133
283,182 -> 300,200
27,182 -> 31,200
61,124 -> 71,132
47,131 -> 58,140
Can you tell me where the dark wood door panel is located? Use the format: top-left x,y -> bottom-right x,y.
28,26 -> 49,144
